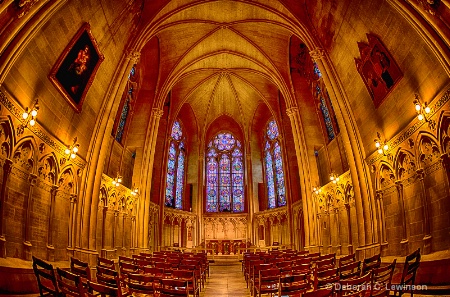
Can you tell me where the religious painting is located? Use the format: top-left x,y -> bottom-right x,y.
355,33 -> 402,108
49,23 -> 104,113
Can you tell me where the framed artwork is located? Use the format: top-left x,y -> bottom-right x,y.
49,23 -> 104,113
355,34 -> 402,108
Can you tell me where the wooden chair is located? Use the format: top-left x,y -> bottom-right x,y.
339,254 -> 356,267
119,262 -> 139,285
339,260 -> 361,280
370,259 -> 397,297
86,280 -> 121,297
278,273 -> 311,296
118,256 -> 134,264
143,266 -> 164,277
254,267 -> 280,297
32,256 -> 60,297
56,268 -> 85,297
125,273 -> 156,296
158,279 -> 189,297
316,267 -> 340,290
316,257 -> 336,270
337,272 -> 372,297
70,257 -> 92,286
361,254 -> 381,276
97,257 -> 116,270
173,269 -> 199,297
96,266 -> 120,289
391,248 -> 420,297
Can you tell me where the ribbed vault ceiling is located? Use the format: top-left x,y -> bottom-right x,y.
136,0 -> 305,140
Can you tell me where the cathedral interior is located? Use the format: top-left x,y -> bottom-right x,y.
0,0 -> 450,294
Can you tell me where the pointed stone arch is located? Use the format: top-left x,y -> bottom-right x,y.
12,136 -> 37,174
57,166 -> 76,195
437,111 -> 450,154
377,162 -> 396,190
415,132 -> 441,168
99,186 -> 108,207
37,153 -> 59,185
0,116 -> 15,160
394,149 -> 416,181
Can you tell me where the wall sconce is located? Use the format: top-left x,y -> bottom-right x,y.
413,93 -> 431,121
312,185 -> 322,195
17,99 -> 39,134
131,186 -> 139,196
112,173 -> 122,187
329,172 -> 340,184
65,137 -> 80,159
374,132 -> 389,155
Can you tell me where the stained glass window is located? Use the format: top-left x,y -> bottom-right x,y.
115,65 -> 136,143
165,120 -> 186,210
264,120 -> 286,209
206,133 -> 244,213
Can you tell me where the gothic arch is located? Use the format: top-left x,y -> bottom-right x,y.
437,111 -> 450,154
37,152 -> 59,185
394,149 -> 416,181
57,166 -> 76,195
0,116 -> 15,159
415,132 -> 441,168
99,186 -> 108,207
376,162 -> 396,190
12,136 -> 37,174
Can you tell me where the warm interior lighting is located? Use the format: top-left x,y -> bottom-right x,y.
329,172 -> 339,184
65,137 -> 80,160
374,132 -> 389,155
112,173 -> 122,187
413,93 -> 431,122
18,99 -> 39,134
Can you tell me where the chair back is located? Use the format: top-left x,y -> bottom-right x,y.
361,254 -> 381,275
400,248 -> 420,290
370,259 -> 397,297
159,278 -> 189,297
339,260 -> 361,280
278,273 -> 311,296
70,257 -> 91,283
339,254 -> 356,267
56,268 -> 85,297
86,280 -> 121,297
337,272 -> 371,297
32,256 -> 60,297
96,266 -> 120,288
97,257 -> 115,270
125,273 -> 155,295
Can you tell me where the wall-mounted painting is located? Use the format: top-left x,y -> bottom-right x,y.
355,34 -> 402,108
49,23 -> 104,113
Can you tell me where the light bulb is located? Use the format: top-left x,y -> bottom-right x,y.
425,106 -> 430,114
31,109 -> 38,117
72,146 -> 78,153
112,180 -> 116,186
332,180 -> 337,184
118,178 -> 122,183
415,103 -> 421,111
330,176 -> 334,181
418,114 -> 424,121
22,112 -> 29,119
65,148 -> 71,155
336,177 -> 340,182
375,141 -> 380,148
134,188 -> 138,193
29,119 -> 35,126
378,148 -> 383,154
70,153 -> 76,159
383,144 -> 389,151
116,182 -> 120,187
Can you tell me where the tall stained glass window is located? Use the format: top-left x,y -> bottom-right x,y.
115,65 -> 137,143
264,120 -> 286,208
165,120 -> 186,210
206,133 -> 244,213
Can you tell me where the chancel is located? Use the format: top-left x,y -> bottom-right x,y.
0,1 -> 449,296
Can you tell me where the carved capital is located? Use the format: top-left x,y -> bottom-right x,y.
3,159 -> 13,176
152,108 -> 164,119
395,180 -> 403,191
28,173 -> 37,185
286,107 -> 299,118
375,190 -> 383,201
416,168 -> 425,180
70,194 -> 77,204
309,48 -> 326,61
127,50 -> 141,64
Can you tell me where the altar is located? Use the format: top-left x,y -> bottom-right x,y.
204,239 -> 249,255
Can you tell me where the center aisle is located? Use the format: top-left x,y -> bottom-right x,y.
200,261 -> 251,297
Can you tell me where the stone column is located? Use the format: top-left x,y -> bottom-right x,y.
0,159 -> 13,258
23,174 -> 37,260
46,185 -> 59,261
334,207 -> 342,255
100,205 -> 107,258
344,203 -> 353,254
286,107 -> 313,248
416,169 -> 432,254
68,194 -> 77,254
113,210 -> 119,256
121,212 -> 127,256
375,190 -> 388,256
394,180 -> 408,255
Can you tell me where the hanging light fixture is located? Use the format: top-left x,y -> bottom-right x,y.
329,172 -> 340,184
65,137 -> 80,159
131,185 -> 139,196
413,93 -> 431,122
112,173 -> 122,187
17,99 -> 39,134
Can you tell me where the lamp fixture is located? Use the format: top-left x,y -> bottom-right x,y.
413,93 -> 431,122
65,137 -> 80,159
312,185 -> 322,195
374,132 -> 389,155
329,172 -> 340,184
112,173 -> 122,187
17,99 -> 39,134
131,185 -> 139,196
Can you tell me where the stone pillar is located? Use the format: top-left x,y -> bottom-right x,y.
375,190 -> 388,256
394,180 -> 408,255
344,203 -> 353,254
100,205 -> 107,258
416,169 -> 432,254
23,174 -> 37,260
0,159 -> 13,258
68,194 -> 77,255
333,207 -> 341,255
121,212 -> 127,256
113,210 -> 119,256
286,107 -> 313,248
46,185 -> 59,261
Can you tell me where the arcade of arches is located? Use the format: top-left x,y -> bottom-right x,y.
0,0 -> 450,291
